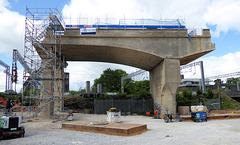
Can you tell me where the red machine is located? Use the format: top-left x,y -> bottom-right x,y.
0,98 -> 6,107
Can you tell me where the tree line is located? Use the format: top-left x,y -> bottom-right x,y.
91,68 -> 151,99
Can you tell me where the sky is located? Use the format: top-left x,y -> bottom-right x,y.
0,0 -> 240,92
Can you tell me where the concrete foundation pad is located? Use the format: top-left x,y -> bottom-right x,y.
62,121 -> 147,136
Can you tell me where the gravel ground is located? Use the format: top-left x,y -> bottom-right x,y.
1,113 -> 240,145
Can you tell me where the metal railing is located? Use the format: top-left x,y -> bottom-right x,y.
65,18 -> 186,29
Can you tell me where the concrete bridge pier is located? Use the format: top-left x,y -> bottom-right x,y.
150,59 -> 180,116
39,59 -> 64,118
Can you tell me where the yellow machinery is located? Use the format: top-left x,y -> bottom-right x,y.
107,108 -> 120,122
109,108 -> 118,112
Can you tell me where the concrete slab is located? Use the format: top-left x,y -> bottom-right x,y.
62,121 -> 147,136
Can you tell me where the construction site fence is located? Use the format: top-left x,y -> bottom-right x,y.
203,99 -> 220,111
94,98 -> 153,114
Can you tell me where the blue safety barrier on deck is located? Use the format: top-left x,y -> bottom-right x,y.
65,24 -> 186,29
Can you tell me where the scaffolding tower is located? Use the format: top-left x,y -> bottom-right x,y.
24,8 -> 65,119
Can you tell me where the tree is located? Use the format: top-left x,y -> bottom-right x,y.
92,68 -> 128,92
176,91 -> 187,106
176,88 -> 192,106
196,86 -> 202,95
214,79 -> 222,85
227,77 -> 239,85
206,87 -> 214,99
125,80 -> 151,99
182,88 -> 192,100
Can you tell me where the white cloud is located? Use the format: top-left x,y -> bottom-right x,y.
204,0 -> 240,37
0,0 -> 25,56
0,0 -> 9,10
62,0 -> 217,32
62,0 -> 143,19
0,71 -> 6,92
138,0 -> 210,29
182,51 -> 240,81
62,0 -> 240,36
62,0 -> 210,29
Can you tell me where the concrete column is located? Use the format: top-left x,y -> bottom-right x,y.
39,59 -> 63,118
40,65 -> 54,117
150,59 -> 180,116
53,64 -> 64,117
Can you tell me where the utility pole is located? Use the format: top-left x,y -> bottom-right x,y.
200,61 -> 206,93
180,61 -> 206,93
217,82 -> 221,110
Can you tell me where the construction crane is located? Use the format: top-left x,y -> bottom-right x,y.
0,59 -> 11,93
12,49 -> 32,92
121,70 -> 146,93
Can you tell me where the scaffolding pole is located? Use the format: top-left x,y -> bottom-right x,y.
23,8 -> 65,119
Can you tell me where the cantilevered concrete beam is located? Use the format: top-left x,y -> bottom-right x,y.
42,28 -> 215,116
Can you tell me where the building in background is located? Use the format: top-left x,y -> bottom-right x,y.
177,78 -> 210,94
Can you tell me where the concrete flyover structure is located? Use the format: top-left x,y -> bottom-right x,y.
59,28 -> 215,115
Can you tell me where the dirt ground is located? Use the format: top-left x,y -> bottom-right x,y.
1,113 -> 240,145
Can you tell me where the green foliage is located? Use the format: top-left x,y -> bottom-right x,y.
124,78 -> 134,94
214,79 -> 222,85
66,90 -> 80,95
64,96 -> 93,109
176,88 -> 193,107
80,89 -> 86,93
221,95 -> 240,110
225,88 -> 230,92
125,80 -> 150,94
227,77 -> 239,85
176,91 -> 187,106
23,91 -> 30,96
217,88 -> 223,94
95,91 -> 151,100
196,86 -> 202,95
0,92 -> 5,97
182,88 -> 192,100
91,68 -> 151,100
124,80 -> 151,99
92,68 -> 128,92
206,87 -> 214,99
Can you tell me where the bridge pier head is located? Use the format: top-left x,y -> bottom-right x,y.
150,59 -> 180,115
59,28 -> 215,117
